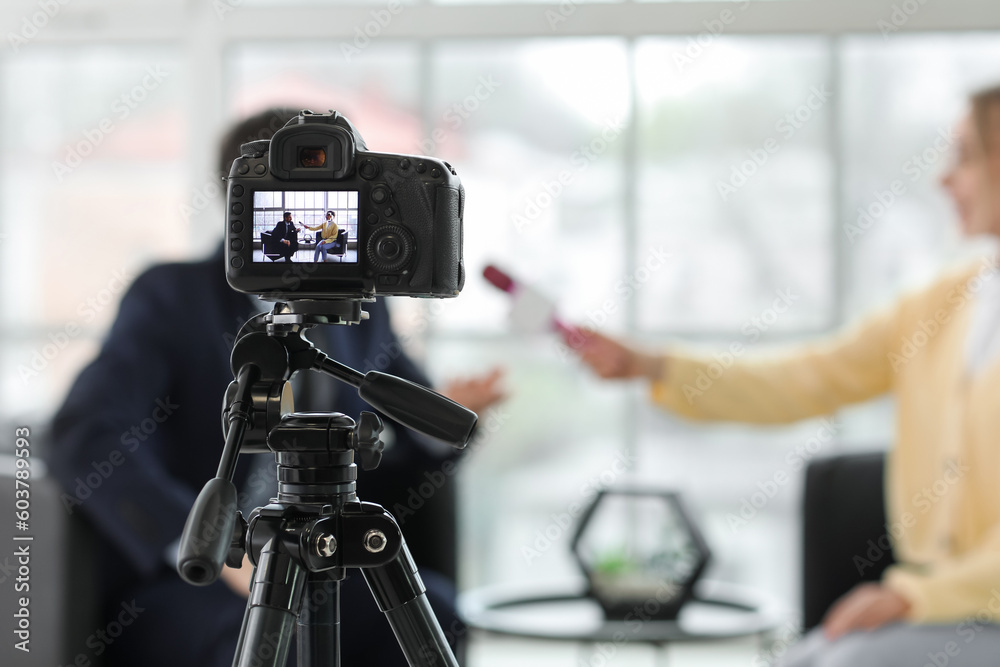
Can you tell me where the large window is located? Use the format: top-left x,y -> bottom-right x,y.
1,46 -> 187,421
4,2 -> 1000,639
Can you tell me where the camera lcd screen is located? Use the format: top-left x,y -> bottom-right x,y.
252,191 -> 359,264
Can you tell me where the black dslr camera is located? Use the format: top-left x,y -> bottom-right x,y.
224,110 -> 465,299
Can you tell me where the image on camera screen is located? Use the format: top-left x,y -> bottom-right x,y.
252,190 -> 359,264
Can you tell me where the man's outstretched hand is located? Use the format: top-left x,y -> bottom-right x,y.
219,553 -> 254,599
440,367 -> 506,415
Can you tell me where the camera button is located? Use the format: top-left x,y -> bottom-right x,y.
231,220 -> 243,233
231,203 -> 244,214
384,207 -> 395,217
359,159 -> 380,179
230,239 -> 244,252
238,164 -> 250,175
230,257 -> 244,269
399,159 -> 410,170
232,185 -> 244,197
371,186 -> 390,204
367,214 -> 379,225
254,164 -> 267,175
431,168 -> 441,178
415,162 -> 426,174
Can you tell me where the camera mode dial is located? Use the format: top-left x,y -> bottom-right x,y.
366,225 -> 415,273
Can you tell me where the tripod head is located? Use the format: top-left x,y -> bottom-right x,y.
177,298 -> 477,586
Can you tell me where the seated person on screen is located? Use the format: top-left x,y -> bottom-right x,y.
268,210 -> 298,261
48,107 -> 506,667
567,85 -> 1000,667
301,210 -> 341,262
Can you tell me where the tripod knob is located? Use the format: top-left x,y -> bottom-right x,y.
353,411 -> 384,471
315,533 -> 338,558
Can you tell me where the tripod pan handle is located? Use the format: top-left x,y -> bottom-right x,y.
359,371 -> 477,448
177,478 -> 239,585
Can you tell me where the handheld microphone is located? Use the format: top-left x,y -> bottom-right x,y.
482,264 -> 575,336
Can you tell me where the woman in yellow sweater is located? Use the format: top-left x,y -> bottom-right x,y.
303,210 -> 341,262
570,86 -> 1000,665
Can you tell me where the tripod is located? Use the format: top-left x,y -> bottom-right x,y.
176,300 -> 476,667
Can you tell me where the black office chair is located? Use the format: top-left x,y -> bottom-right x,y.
261,229 -> 298,261
316,229 -> 348,261
801,451 -> 894,630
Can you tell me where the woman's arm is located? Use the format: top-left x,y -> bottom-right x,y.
567,300 -> 902,424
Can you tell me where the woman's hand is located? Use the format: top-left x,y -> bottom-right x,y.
822,583 -> 911,640
219,553 -> 255,599
440,367 -> 506,415
562,328 -> 665,381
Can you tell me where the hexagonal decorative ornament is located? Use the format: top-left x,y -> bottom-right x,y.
570,488 -> 711,620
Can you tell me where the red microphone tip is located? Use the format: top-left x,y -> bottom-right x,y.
483,265 -> 516,293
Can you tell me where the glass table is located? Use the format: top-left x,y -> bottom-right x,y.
460,579 -> 788,666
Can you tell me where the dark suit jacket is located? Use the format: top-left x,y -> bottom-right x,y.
49,244 -> 458,604
269,219 -> 298,252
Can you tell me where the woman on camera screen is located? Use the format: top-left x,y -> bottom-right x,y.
302,210 -> 341,262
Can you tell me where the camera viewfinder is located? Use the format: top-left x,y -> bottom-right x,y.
300,147 -> 327,168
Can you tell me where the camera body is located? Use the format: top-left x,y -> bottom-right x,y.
225,110 -> 465,299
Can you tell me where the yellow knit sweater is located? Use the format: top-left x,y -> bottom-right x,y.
303,220 -> 339,244
650,257 -> 1000,623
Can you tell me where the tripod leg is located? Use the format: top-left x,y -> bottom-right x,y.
297,575 -> 341,667
362,539 -> 460,667
232,538 -> 306,667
